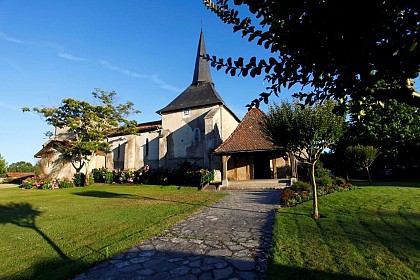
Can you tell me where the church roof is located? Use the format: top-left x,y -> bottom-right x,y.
214,108 -> 281,154
157,30 -> 236,119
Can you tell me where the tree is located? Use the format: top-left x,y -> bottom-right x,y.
203,0 -> 420,109
346,98 -> 420,164
345,145 -> 379,184
23,89 -> 140,178
7,161 -> 34,173
0,153 -> 6,177
262,100 -> 345,218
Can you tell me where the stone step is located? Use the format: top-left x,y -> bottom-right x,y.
218,179 -> 290,190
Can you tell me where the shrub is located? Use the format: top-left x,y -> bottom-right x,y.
73,173 -> 85,187
91,165 -> 150,185
21,177 -> 75,190
291,181 -> 312,192
281,179 -> 356,207
334,176 -> 347,185
58,178 -> 74,188
298,160 -> 331,182
316,176 -> 334,187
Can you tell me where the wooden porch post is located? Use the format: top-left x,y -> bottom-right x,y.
272,158 -> 277,179
222,155 -> 230,187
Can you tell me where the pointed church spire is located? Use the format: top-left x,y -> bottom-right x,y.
192,30 -> 213,85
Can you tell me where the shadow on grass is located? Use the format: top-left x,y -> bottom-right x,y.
0,202 -> 69,261
7,258 -> 88,280
350,179 -> 420,188
274,202 -> 420,278
267,264 -> 369,280
73,190 -> 141,199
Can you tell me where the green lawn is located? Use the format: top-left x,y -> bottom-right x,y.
268,183 -> 420,280
0,184 -> 225,279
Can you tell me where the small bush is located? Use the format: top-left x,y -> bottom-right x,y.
316,176 -> 334,187
21,177 -> 75,190
281,178 -> 355,207
334,176 -> 347,185
73,173 -> 85,187
58,178 -> 74,188
291,181 -> 312,192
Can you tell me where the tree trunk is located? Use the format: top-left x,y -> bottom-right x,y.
311,161 -> 320,219
366,167 -> 372,185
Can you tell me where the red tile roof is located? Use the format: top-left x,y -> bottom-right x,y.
214,108 -> 280,154
136,120 -> 162,133
6,172 -> 35,179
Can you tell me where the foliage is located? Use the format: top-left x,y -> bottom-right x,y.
21,176 -> 75,189
0,185 -> 225,279
91,165 -> 150,185
315,176 -> 334,187
282,179 -> 355,207
7,161 -> 34,173
291,181 -> 312,192
23,89 -> 140,174
0,153 -> 6,177
262,100 -> 345,218
72,173 -> 86,187
203,0 -> 420,109
270,184 -> 420,279
345,99 -> 420,169
298,160 -> 330,182
346,145 -> 379,184
200,169 -> 215,188
263,100 -> 345,165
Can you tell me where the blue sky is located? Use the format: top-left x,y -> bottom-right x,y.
0,1 -> 279,165
2,1 -> 417,165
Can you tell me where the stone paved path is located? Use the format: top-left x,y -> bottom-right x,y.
74,190 -> 281,280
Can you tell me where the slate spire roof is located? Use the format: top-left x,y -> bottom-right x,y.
157,30 -> 236,117
192,29 -> 213,85
214,108 -> 281,154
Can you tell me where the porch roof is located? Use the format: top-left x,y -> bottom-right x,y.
214,108 -> 282,155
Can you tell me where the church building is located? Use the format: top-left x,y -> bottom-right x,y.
35,31 -> 293,186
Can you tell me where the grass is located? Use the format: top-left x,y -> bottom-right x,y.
268,182 -> 420,280
0,184 -> 225,279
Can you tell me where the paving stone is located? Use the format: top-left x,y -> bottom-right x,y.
129,256 -> 151,264
199,272 -> 214,280
191,267 -> 202,274
113,260 -> 131,269
188,260 -> 201,267
214,267 -> 234,280
208,249 -> 233,257
72,190 -> 280,280
229,258 -> 256,271
170,265 -> 190,276
136,268 -> 155,276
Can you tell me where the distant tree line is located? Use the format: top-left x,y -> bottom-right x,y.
0,154 -> 37,177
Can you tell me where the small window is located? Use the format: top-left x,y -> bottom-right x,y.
145,138 -> 149,157
183,109 -> 190,118
194,128 -> 200,143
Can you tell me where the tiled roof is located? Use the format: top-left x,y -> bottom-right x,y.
6,172 -> 35,179
34,139 -> 71,158
136,120 -> 162,133
157,82 -> 225,114
157,30 -> 238,122
214,108 -> 280,154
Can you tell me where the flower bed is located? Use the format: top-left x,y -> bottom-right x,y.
92,165 -> 150,184
21,176 -> 75,190
281,177 -> 356,207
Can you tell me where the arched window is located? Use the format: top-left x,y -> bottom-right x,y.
194,128 -> 200,143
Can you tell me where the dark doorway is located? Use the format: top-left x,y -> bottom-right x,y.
253,156 -> 271,179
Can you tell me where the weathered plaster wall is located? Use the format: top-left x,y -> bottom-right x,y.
162,107 -> 211,169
